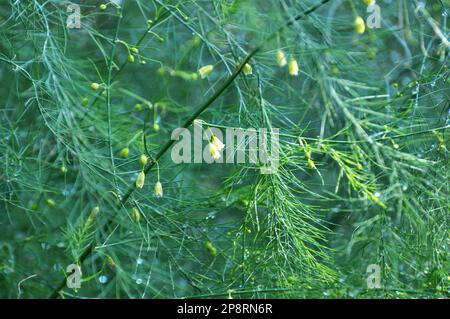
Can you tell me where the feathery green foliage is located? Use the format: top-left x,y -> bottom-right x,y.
0,0 -> 449,298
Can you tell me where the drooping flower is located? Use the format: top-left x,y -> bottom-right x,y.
289,59 -> 299,76
354,16 -> 366,34
243,63 -> 252,75
46,199 -> 56,207
139,154 -> 148,166
119,147 -> 130,158
154,181 -> 163,198
198,65 -> 214,79
131,207 -> 140,223
211,135 -> 225,151
276,50 -> 287,67
60,165 -> 68,174
90,82 -> 100,91
208,142 -> 221,160
136,171 -> 145,189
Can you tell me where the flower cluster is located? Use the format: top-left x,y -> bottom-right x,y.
133,154 -> 164,198
276,50 -> 299,76
208,135 -> 225,161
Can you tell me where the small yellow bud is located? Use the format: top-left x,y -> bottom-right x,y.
81,97 -> 89,106
90,82 -> 100,91
198,65 -> 214,79
139,154 -> 148,166
131,207 -> 141,223
136,171 -> 145,189
119,147 -> 130,158
152,123 -> 160,132
276,50 -> 287,67
134,103 -> 142,111
99,4 -> 107,11
354,16 -> 366,34
362,0 -> 375,5
59,166 -> 67,174
208,142 -> 221,160
127,54 -> 135,63
204,241 -> 217,257
130,47 -> 139,54
243,63 -> 252,75
154,181 -> 163,198
287,276 -> 297,284
46,199 -> 56,207
211,135 -> 225,151
192,35 -> 201,46
331,64 -> 339,76
289,59 -> 299,76
307,159 -> 316,169
157,67 -> 165,76
303,145 -> 312,160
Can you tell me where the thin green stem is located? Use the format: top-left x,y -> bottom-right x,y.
106,10 -> 123,190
